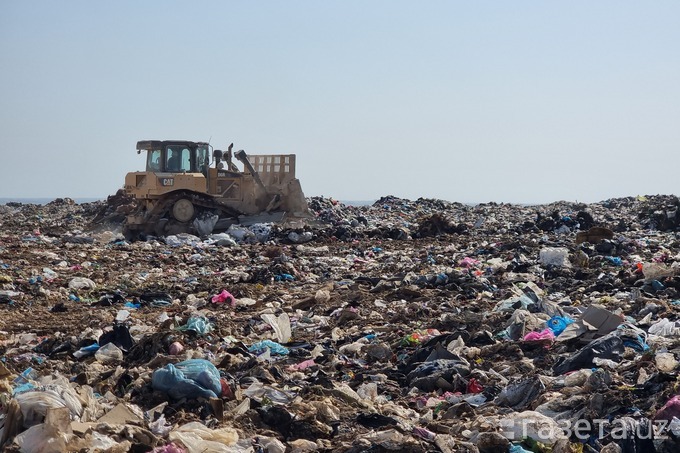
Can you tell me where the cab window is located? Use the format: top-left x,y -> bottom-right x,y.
147,149 -> 162,172
196,146 -> 209,175
166,146 -> 192,172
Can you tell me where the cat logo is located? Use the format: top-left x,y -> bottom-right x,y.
158,177 -> 174,187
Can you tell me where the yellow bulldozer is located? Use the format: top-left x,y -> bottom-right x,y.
118,140 -> 309,238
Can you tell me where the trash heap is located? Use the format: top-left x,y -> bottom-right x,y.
0,194 -> 680,452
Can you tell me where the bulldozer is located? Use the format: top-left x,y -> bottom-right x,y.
119,140 -> 309,238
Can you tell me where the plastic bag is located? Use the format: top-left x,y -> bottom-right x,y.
193,213 -> 219,237
165,234 -> 201,247
248,340 -> 289,356
613,417 -> 655,453
648,318 -> 680,337
177,316 -> 213,335
73,343 -> 99,359
288,231 -> 313,244
242,382 -> 296,404
509,445 -> 533,453
255,436 -> 286,453
500,410 -> 563,445
553,334 -> 624,375
563,369 -> 592,387
655,395 -> 680,421
168,422 -> 238,453
226,225 -> 254,243
205,233 -> 237,247
539,247 -> 570,267
642,262 -> 676,280
539,247 -> 569,268
261,312 -> 292,343
99,324 -> 134,352
656,352 -> 679,373
211,290 -> 235,306
495,376 -> 545,410
14,407 -> 70,453
150,414 -> 173,437
115,309 -> 130,322
94,343 -> 123,364
169,342 -> 184,355
523,329 -> 555,343
249,223 -> 272,242
356,382 -> 379,401
152,359 -> 222,400
505,310 -> 544,341
68,277 -> 96,290
493,295 -> 536,312
546,316 -> 574,336
15,386 -> 83,427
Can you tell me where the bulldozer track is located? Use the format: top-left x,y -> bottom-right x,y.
121,190 -> 244,237
148,190 -> 242,224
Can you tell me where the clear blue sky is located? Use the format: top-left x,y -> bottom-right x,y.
1,1 -> 678,203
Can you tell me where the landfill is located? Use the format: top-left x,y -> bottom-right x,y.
1,194 -> 680,452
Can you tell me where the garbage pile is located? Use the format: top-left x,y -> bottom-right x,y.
0,194 -> 680,452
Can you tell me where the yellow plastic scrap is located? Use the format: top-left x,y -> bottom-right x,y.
568,443 -> 584,453
523,437 -> 553,452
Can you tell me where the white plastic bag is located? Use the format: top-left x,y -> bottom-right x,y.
68,277 -> 96,290
261,312 -> 292,343
168,422 -> 238,453
649,318 -> 680,337
15,387 -> 83,427
14,407 -> 70,453
95,343 -> 124,364
539,247 -> 570,267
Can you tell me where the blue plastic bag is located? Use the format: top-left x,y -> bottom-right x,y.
73,343 -> 100,358
605,256 -> 623,266
152,359 -> 222,400
248,340 -> 289,356
176,316 -> 213,335
547,316 -> 574,336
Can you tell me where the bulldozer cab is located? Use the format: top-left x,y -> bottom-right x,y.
138,140 -> 210,175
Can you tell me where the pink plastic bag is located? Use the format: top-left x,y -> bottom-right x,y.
211,290 -> 235,306
288,359 -> 316,371
524,328 -> 555,342
458,257 -> 480,268
654,395 -> 680,421
152,443 -> 187,453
